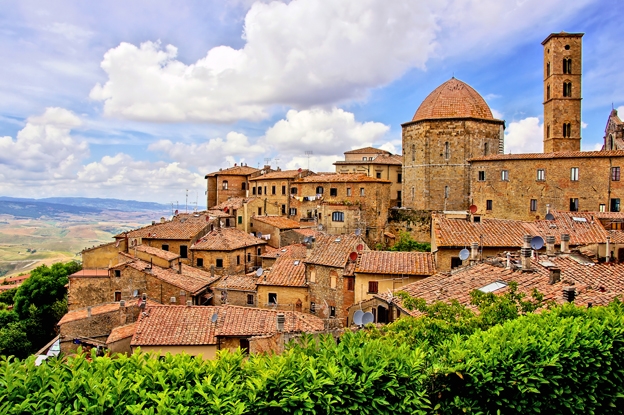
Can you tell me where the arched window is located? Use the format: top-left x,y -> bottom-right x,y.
222,180 -> 228,190
444,142 -> 450,160
563,82 -> 572,97
484,143 -> 489,156
563,123 -> 572,138
411,144 -> 415,162
563,58 -> 572,74
316,186 -> 324,194
546,124 -> 550,139
546,61 -> 550,77
547,84 -> 550,100
444,186 -> 450,198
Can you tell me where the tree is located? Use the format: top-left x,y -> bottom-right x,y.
389,231 -> 431,252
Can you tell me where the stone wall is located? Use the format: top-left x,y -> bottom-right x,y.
353,273 -> 426,303
82,241 -> 125,268
256,285 -> 309,312
68,276 -> 112,310
214,289 -> 256,307
140,239 -> 192,264
191,246 -> 264,275
307,264 -> 354,327
249,220 -> 281,248
387,209 -> 432,244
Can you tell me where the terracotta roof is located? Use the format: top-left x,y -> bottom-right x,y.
205,165 -> 259,177
58,303 -> 122,325
261,244 -> 306,258
258,246 -> 307,287
608,230 -> 624,244
214,274 -> 257,291
261,246 -> 281,258
335,154 -> 402,166
252,215 -> 301,230
411,78 -> 495,122
305,234 -> 369,268
470,150 -> 624,162
192,228 -> 267,251
132,245 -> 180,261
119,213 -> 211,240
0,285 -> 18,291
212,197 -> 257,211
4,274 -> 30,283
132,305 -> 218,346
292,228 -> 319,237
205,209 -> 232,218
82,241 -> 116,253
344,147 -> 391,155
380,254 -> 624,314
249,169 -> 313,181
527,211 -> 609,246
355,251 -> 436,276
69,269 -> 109,278
300,173 -> 391,183
131,305 -> 324,346
106,323 -> 137,344
117,254 -> 220,295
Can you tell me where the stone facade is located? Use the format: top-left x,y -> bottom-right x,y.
214,287 -> 256,307
353,273 -> 425,303
542,33 -> 583,153
256,285 -> 309,312
205,164 -> 262,208
191,246 -> 264,275
306,264 -> 354,326
82,241 -> 125,268
68,274 -> 118,310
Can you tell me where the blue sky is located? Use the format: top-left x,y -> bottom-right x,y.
0,0 -> 622,203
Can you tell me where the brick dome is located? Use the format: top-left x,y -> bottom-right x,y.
412,78 -> 494,122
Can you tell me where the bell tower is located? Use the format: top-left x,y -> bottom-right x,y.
542,32 -> 583,153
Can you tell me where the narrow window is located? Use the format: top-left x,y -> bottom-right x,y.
360,188 -> 365,196
330,306 -> 336,318
225,218 -> 230,227
222,180 -> 228,190
247,253 -> 251,262
346,277 -> 354,291
257,186 -> 262,195
281,204 -> 286,215
570,167 -> 579,181
247,294 -> 254,305
114,291 -> 121,302
397,173 -> 402,183
272,185 -> 276,195
242,182 -> 247,191
197,258 -> 204,267
268,293 -> 277,304
530,199 -> 537,212
237,255 -> 240,265
546,61 -> 550,77
281,185 -> 286,195
289,208 -> 297,216
563,58 -> 572,74
238,215 -> 242,224
346,187 -> 352,197
368,281 -> 379,294
216,258 -> 223,268
330,188 -> 337,196
600,204 -> 606,213
316,186 -> 324,194
536,169 -> 545,181
478,171 -> 486,181
563,82 -> 572,97
332,212 -> 344,222
412,187 -> 415,201
484,143 -> 488,156
444,186 -> 449,198
611,199 -> 621,212
612,167 -> 621,181
570,198 -> 579,212
180,245 -> 188,259
252,187 -> 257,195
258,207 -> 262,215
546,124 -> 550,138
547,84 -> 550,100
290,187 -> 297,195
310,302 -> 316,313
501,170 -> 509,181
486,200 -> 493,211
114,269 -> 121,278
444,142 -> 450,160
264,186 -> 267,195
411,144 -> 415,162
162,244 -> 169,251
257,248 -> 261,256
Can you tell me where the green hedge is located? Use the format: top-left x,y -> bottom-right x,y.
1,302 -> 624,414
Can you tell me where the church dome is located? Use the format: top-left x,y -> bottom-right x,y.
412,78 -> 494,122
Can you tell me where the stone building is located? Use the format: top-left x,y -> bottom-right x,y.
82,240 -> 126,269
249,215 -> 303,248
190,227 -> 267,275
402,77 -> 505,212
256,244 -> 308,312
205,164 -> 263,208
212,274 -> 258,307
334,147 -> 403,207
603,109 -> 624,150
210,197 -> 264,232
106,323 -> 136,355
248,169 -> 314,218
304,234 -> 369,326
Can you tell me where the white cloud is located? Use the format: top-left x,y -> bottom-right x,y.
43,22 -> 93,43
90,0 -> 437,122
504,117 -> 542,154
263,108 -> 389,155
284,155 -> 341,172
582,121 -> 588,129
378,141 -> 399,155
491,109 -> 504,120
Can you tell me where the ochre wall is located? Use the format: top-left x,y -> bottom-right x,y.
82,241 -> 125,268
256,285 -> 309,312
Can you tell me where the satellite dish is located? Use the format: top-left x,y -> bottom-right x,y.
256,267 -> 264,277
531,236 -> 545,250
257,231 -> 263,238
349,252 -> 358,261
459,248 -> 470,261
545,213 -> 555,221
356,244 -> 364,252
361,312 -> 374,325
303,236 -> 310,243
353,310 -> 364,325
211,313 -> 218,323
469,205 -> 478,214
355,228 -> 361,236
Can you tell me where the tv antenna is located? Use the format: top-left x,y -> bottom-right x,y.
305,151 -> 313,170
274,158 -> 280,169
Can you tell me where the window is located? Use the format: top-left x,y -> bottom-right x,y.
486,200 -> 493,211
530,199 -> 538,212
257,207 -> 262,215
563,58 -> 572,74
197,258 -> 204,267
247,253 -> 251,262
484,143 -> 488,156
332,212 -> 344,222
451,257 -> 462,269
310,302 -> 316,313
397,173 -> 402,183
570,167 -> 579,181
237,255 -> 240,265
238,215 -> 242,224
316,186 -> 324,194
216,258 -> 223,268
547,84 -> 550,100
330,306 -> 336,318
252,187 -> 256,195
570,198 -> 579,212
600,204 -> 606,212
330,188 -> 338,197
478,171 -> 485,181
546,124 -> 550,138
222,180 -> 228,190
501,170 -> 509,181
180,245 -> 188,259
268,293 -> 277,305
330,271 -> 337,289
257,186 -> 262,195
563,82 -> 572,97
360,188 -> 365,196
612,167 -> 621,181
369,157 -> 373,161
444,186 -> 449,198
290,187 -> 297,194
264,186 -> 267,195
162,244 -> 169,251
444,142 -> 450,159
611,198 -> 621,212
346,187 -> 352,197
368,281 -> 379,294
257,247 -> 262,256
114,269 -> 121,278
272,185 -> 276,195
282,185 -> 286,195
536,169 -> 545,181
346,277 -> 354,291
376,172 -> 382,179
563,123 -> 572,138
362,156 -> 367,161
281,204 -> 286,215
242,182 -> 247,191
247,294 -> 254,305
225,218 -> 230,227
114,291 -> 121,302
411,144 -> 415,161
289,208 -> 297,216
397,191 -> 402,207
546,61 -> 550,77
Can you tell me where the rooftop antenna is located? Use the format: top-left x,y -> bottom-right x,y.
274,158 -> 280,169
264,157 -> 271,167
185,189 -> 188,214
305,151 -> 313,170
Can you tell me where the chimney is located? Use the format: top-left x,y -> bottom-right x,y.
561,234 -> 570,253
470,242 -> 479,263
546,235 -> 556,256
152,220 -> 156,225
606,236 -> 611,263
119,300 -> 126,307
186,300 -> 192,306
160,217 -> 165,223
276,313 -> 285,332
546,203 -> 551,214
548,268 -> 561,284
523,234 -> 532,249
87,306 -> 92,318
506,252 -> 511,269
210,265 -> 215,278
563,286 -> 576,302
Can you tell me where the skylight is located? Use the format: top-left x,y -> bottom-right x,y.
478,281 -> 508,293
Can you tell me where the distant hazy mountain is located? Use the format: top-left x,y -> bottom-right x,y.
0,197 -> 182,218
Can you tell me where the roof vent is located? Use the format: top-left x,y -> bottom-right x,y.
563,286 -> 576,302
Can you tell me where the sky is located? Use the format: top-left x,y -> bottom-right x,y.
0,0 -> 622,204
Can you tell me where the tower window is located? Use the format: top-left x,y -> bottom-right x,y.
563,82 -> 572,97
546,61 -> 550,77
546,124 -> 550,138
444,142 -> 450,160
563,58 -> 572,73
563,123 -> 572,138
547,84 -> 550,100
